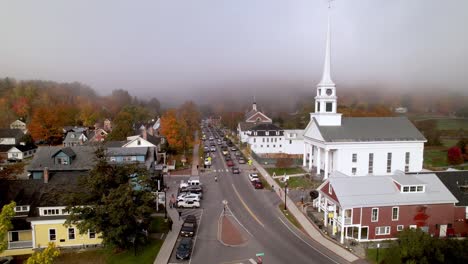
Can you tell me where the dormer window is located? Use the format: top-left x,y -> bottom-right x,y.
401,185 -> 425,193
14,205 -> 30,212
71,134 -> 75,138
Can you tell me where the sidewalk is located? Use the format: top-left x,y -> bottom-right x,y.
250,158 -> 360,263
153,206 -> 182,264
191,130 -> 200,176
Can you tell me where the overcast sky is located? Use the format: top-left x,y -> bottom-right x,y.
1,0 -> 467,104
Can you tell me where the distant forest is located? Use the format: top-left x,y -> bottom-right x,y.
0,77 -> 161,141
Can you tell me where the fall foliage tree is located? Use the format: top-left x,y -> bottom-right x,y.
26,242 -> 60,264
28,106 -> 67,142
160,109 -> 183,152
0,201 -> 16,253
457,138 -> 468,161
447,146 -> 464,165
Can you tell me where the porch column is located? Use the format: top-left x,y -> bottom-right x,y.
316,147 -> 321,176
317,192 -> 322,212
340,210 -> 345,244
324,149 -> 330,180
308,144 -> 313,171
302,143 -> 307,167
31,223 -> 36,249
332,208 -> 337,236
323,198 -> 328,227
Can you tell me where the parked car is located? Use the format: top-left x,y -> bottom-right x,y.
177,200 -> 200,208
176,238 -> 193,260
238,158 -> 246,164
248,173 -> 259,182
210,146 -> 216,152
226,160 -> 234,167
204,158 -> 211,166
209,136 -> 214,140
230,146 -> 237,151
177,193 -> 201,202
235,151 -> 241,156
222,149 -> 229,156
231,167 -> 240,174
180,219 -> 197,237
225,156 -> 231,161
252,180 -> 264,189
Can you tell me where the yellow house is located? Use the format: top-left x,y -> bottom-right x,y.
0,170 -> 102,257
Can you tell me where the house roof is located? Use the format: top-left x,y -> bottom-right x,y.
250,123 -> 283,132
52,147 -> 76,158
0,145 -> 15,152
107,147 -> 148,156
312,117 -> 426,142
245,109 -> 258,120
63,131 -> 86,143
238,122 -> 257,131
434,171 -> 468,206
146,134 -> 162,146
28,146 -> 96,172
0,128 -> 23,138
284,129 -> 304,140
324,172 -> 458,208
0,171 -> 86,218
9,144 -> 37,152
104,141 -> 126,148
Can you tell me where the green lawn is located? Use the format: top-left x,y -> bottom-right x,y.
149,216 -> 169,233
54,239 -> 163,264
366,248 -> 389,264
441,139 -> 458,148
275,176 -> 321,189
278,203 -> 302,230
436,119 -> 468,130
424,147 -> 448,167
265,167 -> 305,176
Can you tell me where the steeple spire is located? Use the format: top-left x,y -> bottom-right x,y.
319,8 -> 334,86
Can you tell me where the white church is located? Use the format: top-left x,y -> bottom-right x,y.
303,12 -> 426,180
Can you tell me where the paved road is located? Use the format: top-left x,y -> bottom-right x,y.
169,127 -> 351,264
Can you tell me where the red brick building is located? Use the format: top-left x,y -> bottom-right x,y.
315,171 -> 459,244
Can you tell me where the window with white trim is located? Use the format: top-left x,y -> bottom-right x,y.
375,226 -> 390,235
351,168 -> 357,175
89,229 -> 96,239
49,229 -> 56,241
405,152 -> 410,172
401,185 -> 425,193
386,153 -> 392,173
368,153 -> 374,174
14,205 -> 30,212
371,208 -> 378,222
352,153 -> 357,163
397,225 -> 404,231
392,207 -> 399,221
68,228 -> 75,240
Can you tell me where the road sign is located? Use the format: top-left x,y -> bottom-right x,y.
256,253 -> 264,257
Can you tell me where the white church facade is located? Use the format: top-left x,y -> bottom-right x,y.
302,12 -> 426,180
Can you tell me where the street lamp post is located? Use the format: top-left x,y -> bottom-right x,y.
284,181 -> 288,211
376,243 -> 380,263
164,190 -> 167,219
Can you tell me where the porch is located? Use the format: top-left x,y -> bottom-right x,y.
8,230 -> 33,249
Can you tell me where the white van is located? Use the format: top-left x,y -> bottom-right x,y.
188,176 -> 201,186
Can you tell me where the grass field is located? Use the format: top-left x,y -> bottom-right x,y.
54,239 -> 163,264
278,203 -> 302,230
366,248 -> 389,264
275,176 -> 321,189
265,167 -> 305,176
436,119 -> 468,130
424,147 -> 448,167
441,139 -> 458,148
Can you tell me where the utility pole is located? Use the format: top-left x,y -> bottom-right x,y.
284,181 -> 288,211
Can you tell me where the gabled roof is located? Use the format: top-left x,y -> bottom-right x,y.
146,134 -> 162,146
9,144 -> 37,152
104,141 -> 126,148
245,111 -> 272,123
322,172 -> 458,208
434,171 -> 468,206
245,108 -> 258,120
0,171 -> 86,217
0,128 -> 23,138
309,117 -> 426,142
52,147 -> 76,158
63,131 -> 87,143
0,145 -> 15,152
28,146 -> 96,172
107,147 -> 148,156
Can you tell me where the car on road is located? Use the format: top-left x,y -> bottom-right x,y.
180,216 -> 198,237
238,157 -> 246,164
235,151 -> 241,156
222,149 -> 229,156
252,180 -> 264,189
203,146 -> 209,152
231,167 -> 240,174
248,173 -> 259,182
230,146 -> 237,151
204,158 -> 212,166
226,160 -> 234,167
210,146 -> 216,152
176,237 -> 193,260
209,136 -> 214,140
217,141 -> 223,145
177,200 -> 200,209
225,156 -> 231,161
177,193 -> 201,203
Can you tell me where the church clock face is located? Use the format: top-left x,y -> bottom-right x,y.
326,89 -> 333,96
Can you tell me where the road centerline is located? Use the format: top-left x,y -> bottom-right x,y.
232,184 -> 265,228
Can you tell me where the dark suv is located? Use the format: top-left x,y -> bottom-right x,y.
176,237 -> 193,260
180,215 -> 198,237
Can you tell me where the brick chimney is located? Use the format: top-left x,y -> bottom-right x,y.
44,167 -> 49,183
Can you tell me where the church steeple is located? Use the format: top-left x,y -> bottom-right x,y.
252,96 -> 257,111
311,2 -> 342,126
